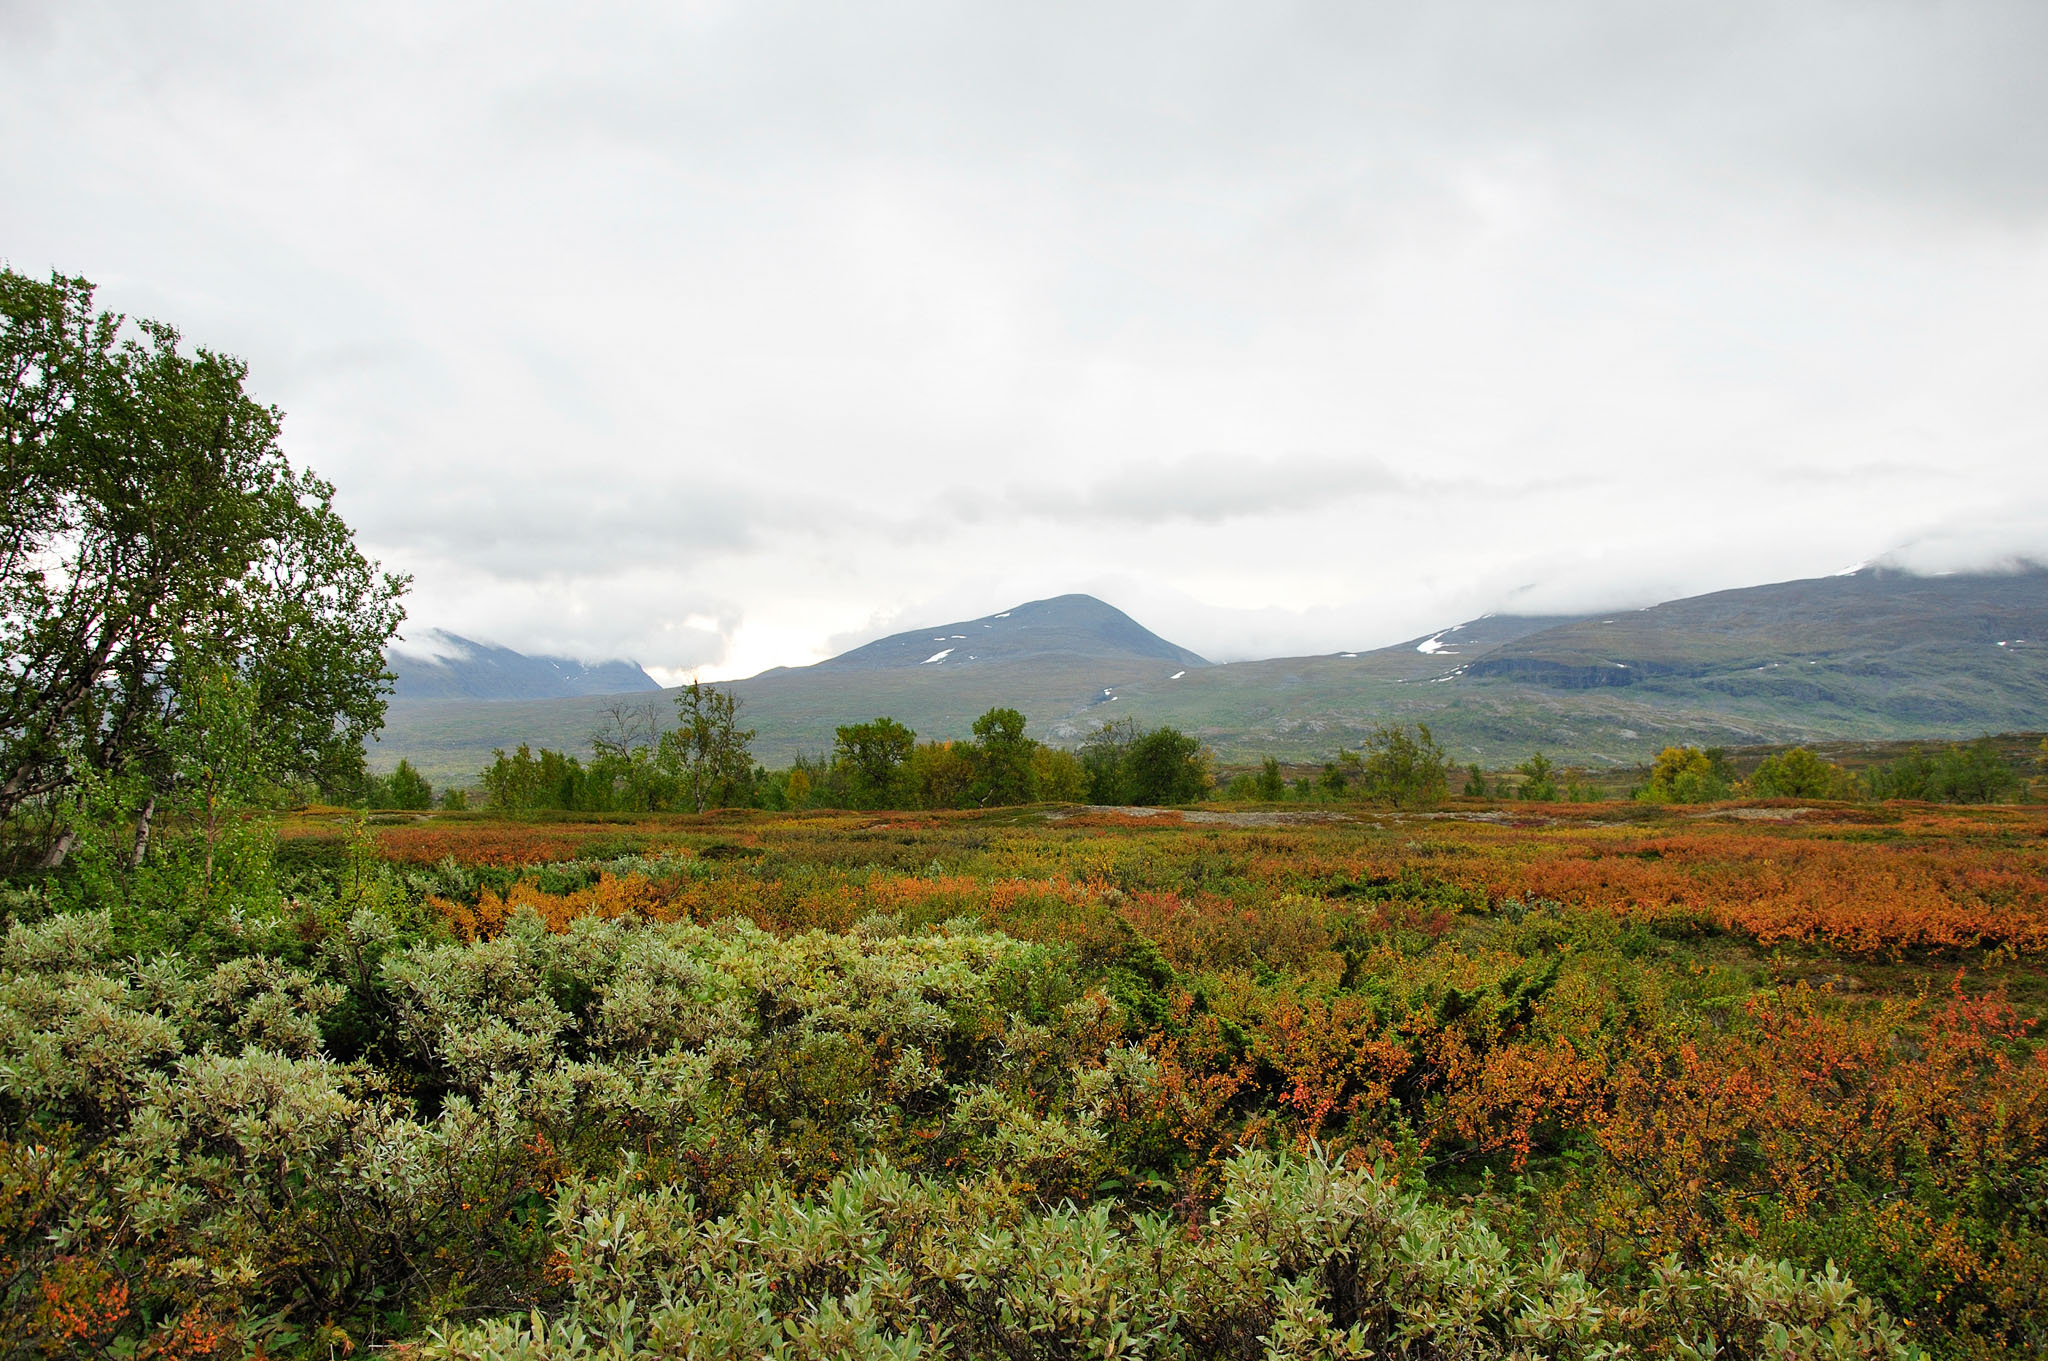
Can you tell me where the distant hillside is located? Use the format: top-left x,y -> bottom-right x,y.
1461,570 -> 2040,714
372,571 -> 2048,785
388,630 -> 659,702
1094,567 -> 2048,765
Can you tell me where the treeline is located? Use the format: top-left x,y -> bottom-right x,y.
1859,737 -> 2033,803
1218,733 -> 2040,809
1215,724 -> 1460,808
467,695 -> 1219,813
398,684 -> 2040,818
1624,738 -> 2035,805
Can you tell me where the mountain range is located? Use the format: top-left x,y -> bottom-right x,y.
386,630 -> 660,702
374,569 -> 2047,785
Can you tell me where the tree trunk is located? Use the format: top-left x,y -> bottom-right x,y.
37,829 -> 75,870
203,800 -> 218,891
131,795 -> 156,868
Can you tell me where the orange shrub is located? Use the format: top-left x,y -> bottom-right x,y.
433,872 -> 679,938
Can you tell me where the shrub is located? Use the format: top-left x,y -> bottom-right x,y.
1637,746 -> 1732,803
1750,747 -> 1857,800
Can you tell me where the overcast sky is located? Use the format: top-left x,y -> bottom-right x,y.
5,2 -> 2045,678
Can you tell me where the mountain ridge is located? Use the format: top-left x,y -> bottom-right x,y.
373,569 -> 2048,784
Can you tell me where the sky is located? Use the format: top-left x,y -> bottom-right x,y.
5,1 -> 2046,680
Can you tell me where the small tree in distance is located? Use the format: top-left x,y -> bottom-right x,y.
1078,719 -> 1208,805
1081,719 -> 1140,804
1359,723 -> 1450,809
1033,746 -> 1089,803
1125,726 -> 1208,805
833,717 -> 916,809
908,740 -> 975,809
970,706 -> 1038,806
1637,746 -> 1731,804
1516,752 -> 1558,801
386,759 -> 434,810
1257,756 -> 1286,801
660,681 -> 756,813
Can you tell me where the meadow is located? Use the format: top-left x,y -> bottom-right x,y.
6,795 -> 2046,1357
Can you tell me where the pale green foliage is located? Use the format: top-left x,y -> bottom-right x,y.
0,906 -> 1122,1344
419,1148 -> 1913,1361
40,741 -> 294,965
0,908 -> 340,1123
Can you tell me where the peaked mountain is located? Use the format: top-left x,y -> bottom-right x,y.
799,594 -> 1211,673
387,631 -> 660,702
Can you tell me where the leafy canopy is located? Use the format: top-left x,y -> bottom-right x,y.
0,267 -> 406,832
834,716 -> 917,809
1082,719 -> 1209,806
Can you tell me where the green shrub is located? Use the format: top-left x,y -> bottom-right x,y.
1751,747 -> 1858,800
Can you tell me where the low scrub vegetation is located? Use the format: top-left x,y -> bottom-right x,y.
4,795 -> 2046,1356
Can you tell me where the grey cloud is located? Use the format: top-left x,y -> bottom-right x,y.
1875,509 -> 2048,579
953,454 -> 1590,529
487,4 -> 2048,221
990,454 -> 1409,527
360,480 -> 763,581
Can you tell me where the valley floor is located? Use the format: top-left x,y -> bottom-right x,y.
9,797 -> 2045,1356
